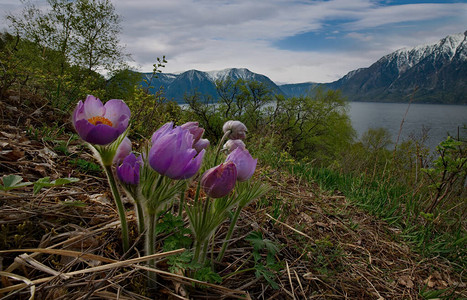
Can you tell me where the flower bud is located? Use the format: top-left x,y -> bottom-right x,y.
226,147 -> 257,182
201,162 -> 237,198
149,125 -> 204,180
117,153 -> 142,185
180,122 -> 204,143
222,120 -> 247,140
223,139 -> 246,153
194,138 -> 210,153
113,137 -> 132,165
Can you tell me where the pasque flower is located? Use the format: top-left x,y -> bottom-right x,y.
181,122 -> 204,142
201,161 -> 237,198
223,139 -> 246,153
223,120 -> 247,140
113,137 -> 132,165
194,138 -> 210,153
226,147 -> 257,182
117,153 -> 142,185
72,95 -> 130,145
149,125 -> 205,180
180,122 -> 209,153
151,122 -> 174,144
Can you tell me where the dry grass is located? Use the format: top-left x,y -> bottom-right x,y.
0,95 -> 465,299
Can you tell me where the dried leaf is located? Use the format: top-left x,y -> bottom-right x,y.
398,275 -> 414,288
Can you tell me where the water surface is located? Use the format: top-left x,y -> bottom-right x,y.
348,102 -> 467,151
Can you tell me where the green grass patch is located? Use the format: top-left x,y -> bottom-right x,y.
259,150 -> 466,272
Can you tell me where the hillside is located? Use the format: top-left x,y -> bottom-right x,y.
1,95 -> 465,299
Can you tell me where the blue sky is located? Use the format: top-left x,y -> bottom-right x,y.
1,0 -> 466,83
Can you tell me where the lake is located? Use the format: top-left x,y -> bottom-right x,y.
348,102 -> 467,151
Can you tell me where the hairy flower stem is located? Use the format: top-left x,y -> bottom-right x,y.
103,165 -> 130,253
193,195 -> 212,265
145,212 -> 158,290
178,183 -> 187,217
214,130 -> 231,165
135,201 -> 145,234
201,239 -> 209,265
193,239 -> 203,265
217,205 -> 242,262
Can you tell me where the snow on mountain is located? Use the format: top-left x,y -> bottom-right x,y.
207,68 -> 260,81
326,31 -> 467,104
382,31 -> 466,73
139,32 -> 466,104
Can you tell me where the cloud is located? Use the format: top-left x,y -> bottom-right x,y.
3,0 -> 466,83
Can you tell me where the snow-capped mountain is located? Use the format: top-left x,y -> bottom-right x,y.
326,31 -> 467,103
139,32 -> 467,104
142,68 -> 282,103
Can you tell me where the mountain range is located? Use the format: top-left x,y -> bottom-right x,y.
141,31 -> 467,104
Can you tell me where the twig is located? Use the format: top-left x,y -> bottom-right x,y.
286,261 -> 295,300
0,271 -> 35,300
293,270 -> 306,299
265,213 -> 315,245
0,249 -> 185,294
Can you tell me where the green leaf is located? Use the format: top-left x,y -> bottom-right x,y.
194,267 -> 222,284
254,264 -> 279,289
33,177 -> 80,195
0,175 -> 33,191
246,231 -> 265,252
52,177 -> 80,186
61,201 -> 87,207
167,251 -> 193,273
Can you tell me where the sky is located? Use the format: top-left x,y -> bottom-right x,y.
1,0 -> 466,83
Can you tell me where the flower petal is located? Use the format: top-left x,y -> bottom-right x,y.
226,148 -> 257,181
114,137 -> 132,165
73,101 -> 85,124
83,95 -> 105,120
151,122 -> 174,144
84,124 -> 121,145
103,99 -> 131,126
201,162 -> 237,198
149,134 -> 177,174
178,149 -> 205,179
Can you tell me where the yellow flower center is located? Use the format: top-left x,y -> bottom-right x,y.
87,116 -> 113,127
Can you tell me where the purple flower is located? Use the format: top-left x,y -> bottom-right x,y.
151,122 -> 174,144
194,138 -> 210,153
113,137 -> 132,165
149,126 -> 205,180
223,120 -> 247,140
72,95 -> 130,145
223,139 -> 246,153
226,147 -> 257,182
117,153 -> 142,185
201,162 -> 237,198
180,122 -> 204,143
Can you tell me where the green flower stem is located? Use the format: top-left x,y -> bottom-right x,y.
210,232 -> 216,269
214,130 -> 231,166
103,165 -> 130,253
193,239 -> 202,264
194,180 -> 201,205
177,183 -> 187,217
145,212 -> 157,289
135,200 -> 145,234
217,204 -> 242,262
201,238 -> 209,265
